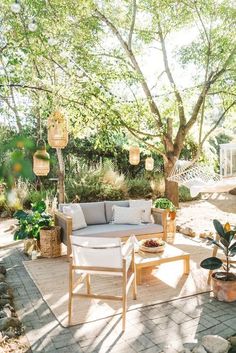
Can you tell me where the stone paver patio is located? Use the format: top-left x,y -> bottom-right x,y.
1,243 -> 236,353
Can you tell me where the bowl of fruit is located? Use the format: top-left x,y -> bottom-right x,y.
139,238 -> 166,253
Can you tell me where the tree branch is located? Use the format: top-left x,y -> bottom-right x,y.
186,45 -> 236,134
200,100 -> 236,147
122,124 -> 167,160
0,83 -> 52,94
94,8 -> 163,127
157,20 -> 186,127
128,0 -> 137,50
210,44 -> 236,84
198,21 -> 212,146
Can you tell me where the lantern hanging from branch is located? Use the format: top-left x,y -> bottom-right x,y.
129,146 -> 140,165
33,141 -> 50,176
48,111 -> 68,149
145,157 -> 154,171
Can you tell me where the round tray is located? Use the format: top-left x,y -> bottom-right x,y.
139,239 -> 166,253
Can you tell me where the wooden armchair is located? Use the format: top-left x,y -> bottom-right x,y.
68,235 -> 137,331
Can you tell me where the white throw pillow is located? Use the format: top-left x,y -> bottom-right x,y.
113,205 -> 143,225
129,199 -> 152,223
63,204 -> 87,231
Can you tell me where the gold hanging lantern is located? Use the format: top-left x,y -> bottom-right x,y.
33,141 -> 50,176
129,146 -> 140,165
48,111 -> 68,148
145,157 -> 154,171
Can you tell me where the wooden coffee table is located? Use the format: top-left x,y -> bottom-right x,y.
135,244 -> 190,284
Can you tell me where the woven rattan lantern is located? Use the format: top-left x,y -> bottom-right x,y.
48,111 -> 68,148
33,142 -> 50,176
145,157 -> 154,171
129,146 -> 140,165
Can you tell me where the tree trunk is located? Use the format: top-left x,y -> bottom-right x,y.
165,178 -> 179,207
164,158 -> 179,207
56,148 -> 65,204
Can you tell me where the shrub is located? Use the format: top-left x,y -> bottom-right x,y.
150,175 -> 165,198
127,177 -> 153,199
65,161 -> 127,202
0,193 -> 7,213
14,200 -> 53,241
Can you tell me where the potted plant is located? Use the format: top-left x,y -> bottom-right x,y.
169,205 -> 176,221
14,200 -> 53,255
154,198 -> 176,220
200,219 -> 236,302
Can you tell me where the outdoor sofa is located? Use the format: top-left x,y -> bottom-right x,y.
54,200 -> 168,258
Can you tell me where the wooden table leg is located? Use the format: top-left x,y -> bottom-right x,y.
136,268 -> 142,285
184,255 -> 190,274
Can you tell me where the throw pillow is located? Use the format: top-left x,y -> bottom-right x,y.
113,205 -> 143,225
63,204 -> 87,231
129,199 -> 152,223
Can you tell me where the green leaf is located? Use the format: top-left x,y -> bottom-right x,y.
206,237 -> 224,250
229,242 -> 236,256
200,257 -> 223,270
213,219 -> 225,238
14,228 -> 28,240
32,200 -> 46,213
229,241 -> 236,251
224,230 -> 236,244
219,236 -> 229,249
14,210 -> 28,220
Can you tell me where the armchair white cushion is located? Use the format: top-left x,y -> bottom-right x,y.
71,236 -> 123,272
70,235 -> 136,274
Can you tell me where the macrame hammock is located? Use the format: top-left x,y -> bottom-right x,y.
168,160 -> 236,197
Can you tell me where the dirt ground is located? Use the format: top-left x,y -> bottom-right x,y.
0,218 -> 18,248
178,193 -> 236,235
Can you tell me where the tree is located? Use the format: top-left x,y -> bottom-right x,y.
91,0 -> 236,205
0,0 -> 235,205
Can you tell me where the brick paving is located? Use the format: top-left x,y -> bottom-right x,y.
1,244 -> 236,353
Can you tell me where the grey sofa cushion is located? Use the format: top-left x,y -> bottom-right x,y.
80,202 -> 106,225
72,223 -> 163,239
105,200 -> 129,223
58,202 -> 106,225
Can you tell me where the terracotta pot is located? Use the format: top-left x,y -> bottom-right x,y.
169,211 -> 176,220
212,272 -> 236,302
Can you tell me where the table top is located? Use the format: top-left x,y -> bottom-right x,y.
135,243 -> 189,265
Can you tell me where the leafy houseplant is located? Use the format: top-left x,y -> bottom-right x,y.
154,198 -> 176,220
200,219 -> 236,302
14,200 -> 53,241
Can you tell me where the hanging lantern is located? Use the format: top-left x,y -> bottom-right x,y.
129,146 -> 140,165
48,111 -> 68,149
145,157 -> 154,171
33,142 -> 50,176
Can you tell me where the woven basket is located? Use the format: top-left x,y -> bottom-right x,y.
40,226 -> 61,258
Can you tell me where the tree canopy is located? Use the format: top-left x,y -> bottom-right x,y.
0,0 -> 235,204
